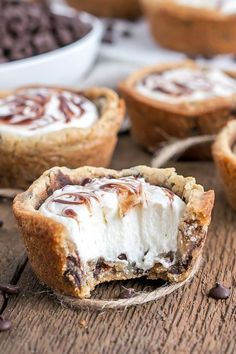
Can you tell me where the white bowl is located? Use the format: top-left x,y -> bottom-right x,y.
0,4 -> 103,89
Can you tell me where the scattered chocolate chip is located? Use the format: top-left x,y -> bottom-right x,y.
0,220 -> 3,228
119,287 -> 137,299
122,30 -> 131,38
0,283 -> 20,295
118,253 -> 127,261
208,283 -> 231,300
106,23 -> 114,32
102,33 -> 113,44
0,316 -> 11,332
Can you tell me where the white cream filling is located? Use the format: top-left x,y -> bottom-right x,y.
174,0 -> 236,14
0,88 -> 98,136
136,67 -> 236,104
39,177 -> 186,270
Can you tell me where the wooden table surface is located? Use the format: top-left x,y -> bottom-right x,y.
0,134 -> 235,354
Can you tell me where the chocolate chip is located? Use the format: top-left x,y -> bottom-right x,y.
0,220 -> 3,228
106,23 -> 114,32
122,30 -> 131,38
0,316 -> 11,332
118,253 -> 127,261
0,283 -> 21,295
32,32 -> 58,54
119,287 -> 136,299
102,33 -> 113,44
80,178 -> 92,186
208,283 -> 231,300
0,0 -> 91,63
56,29 -> 73,46
93,258 -> 111,279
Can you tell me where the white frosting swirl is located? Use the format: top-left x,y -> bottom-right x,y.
39,177 -> 186,270
136,67 -> 236,104
174,0 -> 236,14
0,88 -> 98,136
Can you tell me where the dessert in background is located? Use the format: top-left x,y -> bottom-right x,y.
213,120 -> 236,211
66,0 -> 142,19
119,61 -> 236,158
0,86 -> 124,188
0,0 -> 91,63
13,165 -> 214,298
141,0 -> 236,55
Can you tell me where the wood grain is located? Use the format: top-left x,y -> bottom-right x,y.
0,135 -> 235,354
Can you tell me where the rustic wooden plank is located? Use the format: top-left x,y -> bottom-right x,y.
0,135 -> 235,354
0,199 -> 27,312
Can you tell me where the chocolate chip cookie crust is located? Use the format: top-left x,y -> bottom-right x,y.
213,120 -> 236,211
0,86 -> 124,189
67,0 -> 142,19
119,61 -> 236,158
141,0 -> 236,55
13,165 -> 214,299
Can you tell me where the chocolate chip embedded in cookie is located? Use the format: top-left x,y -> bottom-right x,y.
0,86 -> 125,189
13,165 -> 214,299
119,60 -> 236,159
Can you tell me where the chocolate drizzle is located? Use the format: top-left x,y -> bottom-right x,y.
100,180 -> 143,216
162,187 -> 175,205
0,88 -> 89,131
139,68 -> 236,100
51,192 -> 99,214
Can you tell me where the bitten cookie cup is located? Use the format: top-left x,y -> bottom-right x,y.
13,165 -> 214,299
66,0 -> 142,19
119,61 -> 236,158
141,0 -> 236,55
0,86 -> 125,189
213,120 -> 236,211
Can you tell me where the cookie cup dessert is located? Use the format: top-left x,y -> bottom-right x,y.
119,61 -> 236,158
67,0 -> 141,19
13,165 -> 214,299
0,86 -> 124,189
141,0 -> 236,55
213,120 -> 236,211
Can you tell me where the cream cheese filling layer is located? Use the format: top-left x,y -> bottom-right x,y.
0,88 -> 98,136
136,67 -> 236,104
174,0 -> 236,14
39,177 -> 186,270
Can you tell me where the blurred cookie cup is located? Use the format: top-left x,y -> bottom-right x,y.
0,86 -> 125,189
119,61 -> 236,159
141,0 -> 236,55
213,120 -> 236,211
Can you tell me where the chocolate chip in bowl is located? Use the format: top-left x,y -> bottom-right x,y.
0,0 -> 91,63
0,1 -> 103,88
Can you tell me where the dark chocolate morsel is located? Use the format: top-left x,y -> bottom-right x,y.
56,28 -> 73,46
0,0 -> 91,63
0,316 -> 11,332
102,33 -> 113,44
122,30 -> 131,38
118,253 -> 127,261
208,283 -> 231,300
0,220 -> 3,227
80,178 -> 92,186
